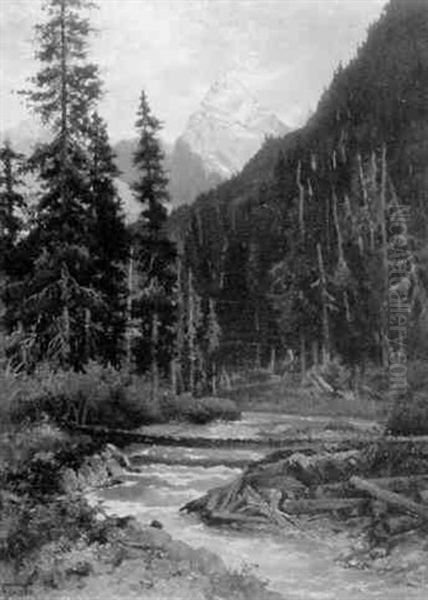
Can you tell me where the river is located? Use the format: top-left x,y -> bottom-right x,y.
92,412 -> 427,600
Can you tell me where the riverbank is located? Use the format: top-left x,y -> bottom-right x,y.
0,422 -> 282,600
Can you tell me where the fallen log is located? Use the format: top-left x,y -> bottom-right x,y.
369,475 -> 428,492
280,497 -> 367,515
208,511 -> 269,525
315,474 -> 428,497
349,476 -> 428,521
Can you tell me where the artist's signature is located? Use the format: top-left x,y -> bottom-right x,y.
0,583 -> 31,598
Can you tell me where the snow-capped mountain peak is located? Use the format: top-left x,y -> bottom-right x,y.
179,73 -> 288,180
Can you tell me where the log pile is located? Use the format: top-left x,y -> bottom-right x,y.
181,438 -> 428,545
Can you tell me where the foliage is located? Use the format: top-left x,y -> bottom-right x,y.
386,390 -> 428,436
0,493 -> 100,564
131,90 -> 177,376
0,142 -> 26,259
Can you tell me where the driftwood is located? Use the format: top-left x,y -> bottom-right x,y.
370,475 -> 428,491
280,497 -> 367,515
316,474 -> 428,496
350,476 -> 428,521
209,511 -> 270,525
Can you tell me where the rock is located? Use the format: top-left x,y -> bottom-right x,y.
419,489 -> 428,503
166,539 -> 194,563
87,454 -> 109,485
59,467 -> 80,493
150,519 -> 163,529
65,560 -> 93,577
105,443 -> 131,470
105,457 -> 124,480
192,546 -> 227,576
125,524 -> 172,549
77,463 -> 95,488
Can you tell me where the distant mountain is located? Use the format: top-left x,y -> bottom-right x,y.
113,74 -> 289,208
2,75 -> 289,217
177,0 -> 428,367
0,119 -> 50,154
168,74 -> 289,206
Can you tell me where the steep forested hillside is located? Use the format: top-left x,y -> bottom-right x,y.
174,0 -> 428,372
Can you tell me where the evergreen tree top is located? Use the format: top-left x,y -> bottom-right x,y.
21,0 -> 102,136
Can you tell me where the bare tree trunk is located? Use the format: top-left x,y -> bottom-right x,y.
317,243 -> 330,365
211,362 -> 217,395
380,144 -> 389,369
170,358 -> 177,395
84,307 -> 91,363
63,305 -> 70,365
296,161 -> 305,239
332,192 -> 345,267
188,270 -> 195,395
300,331 -> 306,383
311,340 -> 319,369
59,0 -> 68,206
151,312 -> 159,402
125,245 -> 134,371
254,309 -> 261,368
269,346 -> 276,374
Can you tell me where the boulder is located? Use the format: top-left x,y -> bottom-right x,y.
192,546 -> 227,576
59,467 -> 80,493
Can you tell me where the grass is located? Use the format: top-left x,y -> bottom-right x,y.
0,362 -> 240,433
226,377 -> 391,421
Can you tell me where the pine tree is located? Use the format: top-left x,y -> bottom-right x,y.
6,0 -> 106,369
131,91 -> 176,389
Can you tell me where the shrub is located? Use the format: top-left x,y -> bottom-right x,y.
1,494 -> 100,564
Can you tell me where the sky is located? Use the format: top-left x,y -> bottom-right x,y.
0,0 -> 387,143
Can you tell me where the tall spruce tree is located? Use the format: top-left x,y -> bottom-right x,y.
86,112 -> 129,366
5,0 -> 125,370
0,142 -> 26,267
0,142 -> 27,368
131,91 -> 176,389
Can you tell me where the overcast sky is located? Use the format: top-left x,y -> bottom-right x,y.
1,0 -> 387,143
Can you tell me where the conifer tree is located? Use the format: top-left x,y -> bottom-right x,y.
131,91 -> 176,388
0,142 -> 26,267
5,0 -> 115,370
0,142 -> 27,368
86,112 -> 129,366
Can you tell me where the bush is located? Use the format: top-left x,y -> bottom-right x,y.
1,493 -> 101,564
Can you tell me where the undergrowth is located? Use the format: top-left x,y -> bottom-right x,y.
0,362 -> 240,431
